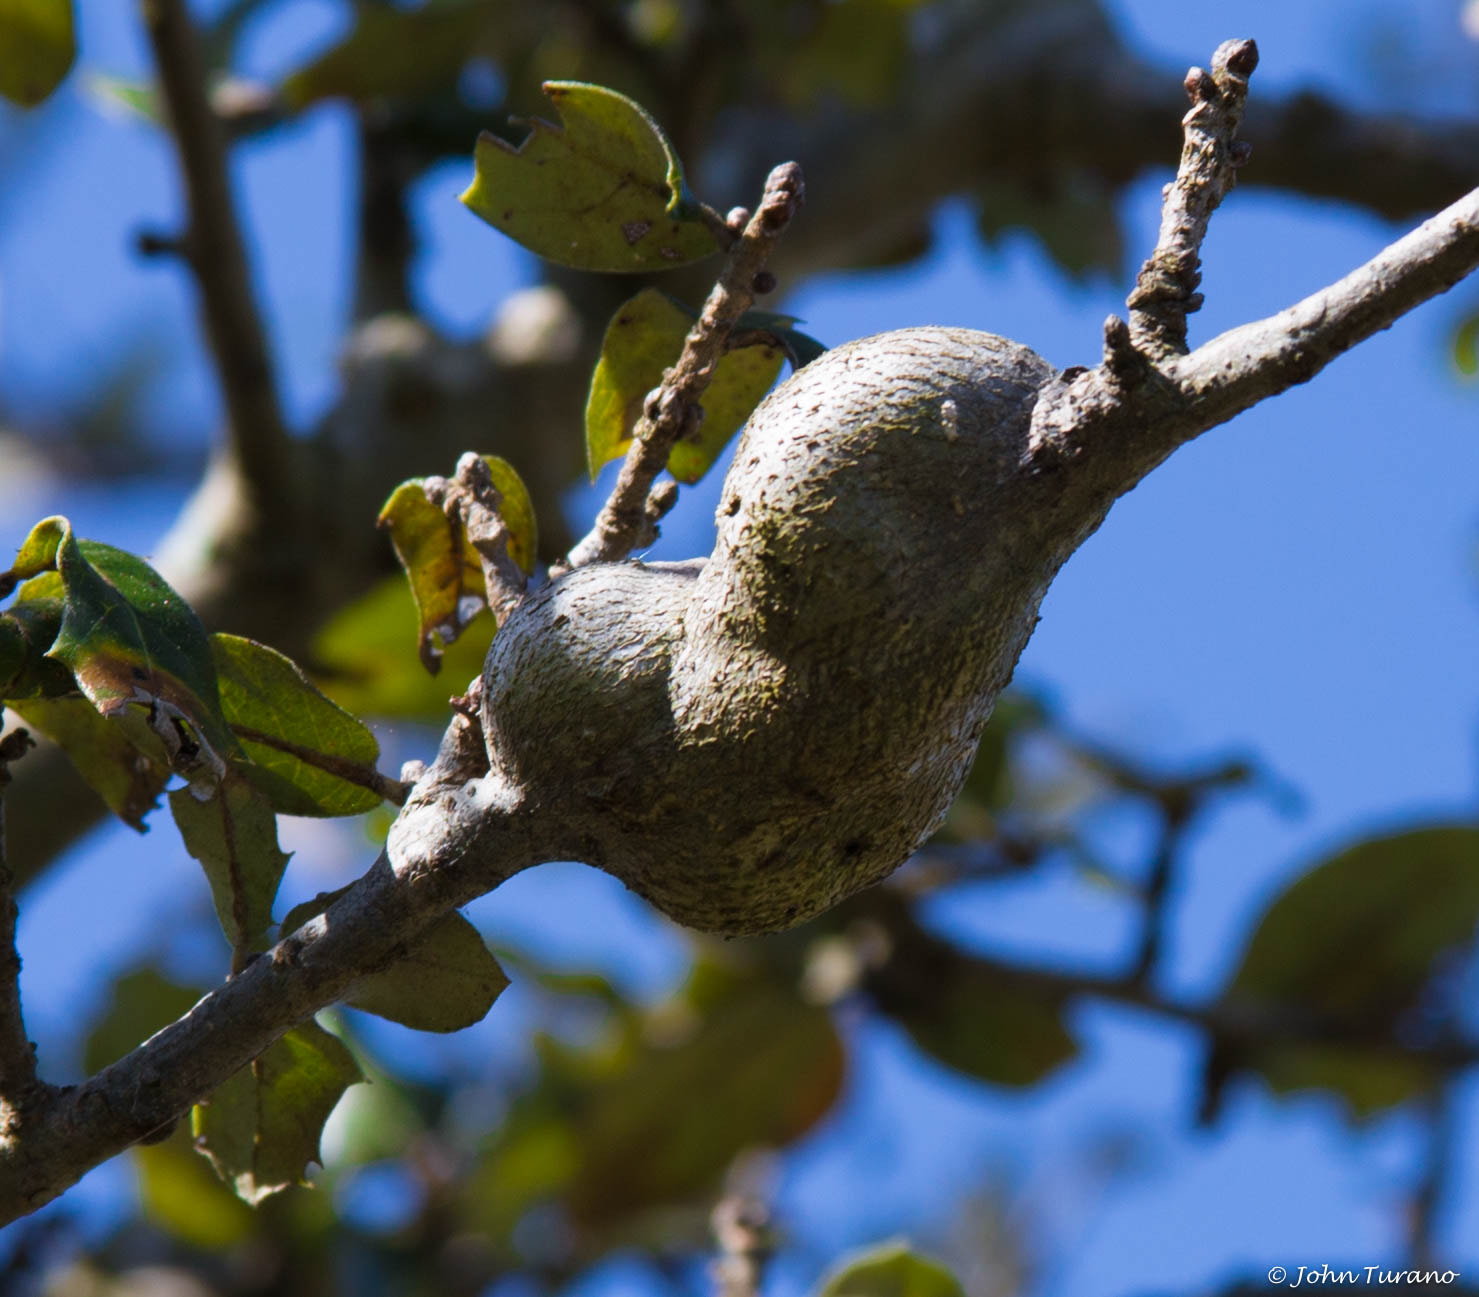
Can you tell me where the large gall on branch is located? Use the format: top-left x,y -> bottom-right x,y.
5,39 -> 1479,1222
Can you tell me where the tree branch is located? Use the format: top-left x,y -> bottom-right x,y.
0,723 -> 540,1224
561,162 -> 805,571
142,0 -> 297,539
1128,39 -> 1258,357
0,726 -> 42,1107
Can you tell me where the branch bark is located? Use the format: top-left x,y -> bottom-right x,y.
142,0 -> 297,542
562,162 -> 805,570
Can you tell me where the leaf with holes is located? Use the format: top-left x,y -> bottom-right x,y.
192,1021 -> 363,1205
170,776 -> 291,953
212,633 -> 390,818
378,456 -> 535,673
461,81 -> 720,271
0,0 -> 75,107
585,289 -> 786,484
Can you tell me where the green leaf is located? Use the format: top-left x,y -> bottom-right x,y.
84,72 -> 160,123
736,308 -> 828,369
862,894 -> 1077,1086
0,574 -> 76,700
311,576 -> 495,720
1222,824 -> 1479,1116
11,696 -> 169,829
170,776 -> 291,952
281,0 -> 500,108
977,171 -> 1124,280
0,0 -> 75,107
3,518 -> 238,782
585,289 -> 786,484
460,80 -> 720,272
280,890 -> 508,1033
349,912 -> 509,1032
932,692 -> 1044,844
1455,313 -> 1479,377
566,982 -> 844,1226
378,455 -> 536,673
135,1127 -> 256,1250
211,633 -> 388,818
84,966 -> 204,1075
193,1021 -> 363,1205
817,1241 -> 966,1297
772,0 -> 911,110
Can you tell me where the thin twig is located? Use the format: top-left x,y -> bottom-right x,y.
1127,38 -> 1259,358
0,726 -> 39,1101
561,162 -> 805,571
142,0 -> 297,536
710,1195 -> 772,1297
1409,1077 -> 1460,1270
423,453 -> 529,625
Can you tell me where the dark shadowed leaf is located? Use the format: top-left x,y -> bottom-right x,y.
279,892 -> 508,1033
1221,824 -> 1479,1117
135,1127 -> 256,1250
281,0 -> 500,107
461,81 -> 720,271
585,289 -> 785,483
774,0 -> 910,109
862,894 -> 1077,1086
193,1020 -> 363,1205
977,171 -> 1124,279
736,308 -> 828,369
0,574 -> 71,699
0,0 -> 75,106
378,455 -> 536,673
84,966 -> 204,1075
566,981 -> 844,1226
817,1240 -> 966,1297
212,633 -> 387,818
170,776 -> 291,952
312,576 -> 495,719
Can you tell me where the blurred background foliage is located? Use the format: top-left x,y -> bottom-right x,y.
1,1 -> 1479,1295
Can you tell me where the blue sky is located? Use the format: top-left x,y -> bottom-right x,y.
2,1 -> 1478,1292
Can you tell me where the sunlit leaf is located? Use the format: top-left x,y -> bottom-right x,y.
1222,824 -> 1479,1117
280,890 -> 508,1033
817,1240 -> 966,1297
193,1021 -> 363,1205
461,81 -> 720,271
85,72 -> 159,122
0,0 -> 75,107
378,456 -> 536,673
312,576 -> 495,720
212,633 -> 388,818
170,776 -> 291,952
3,517 -> 238,782
585,289 -> 786,484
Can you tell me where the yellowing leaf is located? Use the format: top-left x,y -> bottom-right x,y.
585,289 -> 785,484
1455,313 -> 1478,377
0,0 -> 74,107
378,456 -> 536,673
193,1021 -> 363,1205
461,81 -> 720,271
